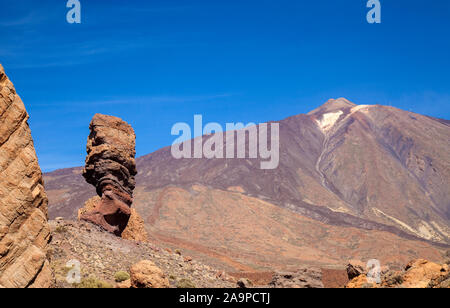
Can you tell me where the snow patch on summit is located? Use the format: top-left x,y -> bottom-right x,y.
316,111 -> 343,132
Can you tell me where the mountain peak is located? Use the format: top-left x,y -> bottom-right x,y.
308,98 -> 356,115
328,97 -> 356,106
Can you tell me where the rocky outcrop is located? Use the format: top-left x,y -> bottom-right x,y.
77,196 -> 101,220
130,260 -> 169,288
0,64 -> 53,288
346,274 -> 378,288
427,271 -> 450,288
79,196 -> 148,242
269,267 -> 324,288
346,259 -> 450,288
121,208 -> 148,242
400,259 -> 449,288
346,260 -> 366,280
81,114 -> 137,236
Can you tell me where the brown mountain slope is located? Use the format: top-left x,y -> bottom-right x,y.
45,99 -> 450,270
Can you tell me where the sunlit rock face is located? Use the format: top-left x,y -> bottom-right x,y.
0,64 -> 54,288
81,113 -> 137,236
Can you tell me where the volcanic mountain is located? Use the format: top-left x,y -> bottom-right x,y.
45,98 -> 450,271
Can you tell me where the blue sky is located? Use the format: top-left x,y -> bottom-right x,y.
1,0 -> 449,172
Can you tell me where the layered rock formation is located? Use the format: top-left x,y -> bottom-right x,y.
81,114 -> 137,236
79,196 -> 148,242
0,64 -> 53,288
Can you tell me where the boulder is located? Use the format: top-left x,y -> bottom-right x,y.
269,267 -> 323,288
346,260 -> 366,280
79,196 -> 148,242
130,260 -> 170,288
80,114 -> 137,236
183,256 -> 193,263
0,64 -> 54,288
237,278 -> 253,288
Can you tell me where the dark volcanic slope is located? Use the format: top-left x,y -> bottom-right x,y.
45,99 -> 450,269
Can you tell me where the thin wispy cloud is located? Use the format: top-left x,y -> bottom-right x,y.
32,94 -> 236,108
2,37 -> 171,69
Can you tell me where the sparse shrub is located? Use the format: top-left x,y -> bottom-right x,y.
392,275 -> 404,285
439,278 -> 450,288
169,275 -> 177,281
58,264 -> 74,277
55,225 -> 68,233
62,266 -> 71,276
114,271 -> 130,282
176,278 -> 196,288
46,248 -> 54,260
75,277 -> 113,288
175,249 -> 182,256
384,273 -> 404,286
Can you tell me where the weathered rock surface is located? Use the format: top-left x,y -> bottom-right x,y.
115,279 -> 131,289
346,274 -> 378,288
401,259 -> 449,288
346,260 -> 366,280
427,271 -> 450,288
121,208 -> 148,242
269,267 -> 324,288
346,259 -> 450,288
79,196 -> 148,242
81,114 -> 137,236
130,260 -> 170,288
0,64 -> 53,288
77,196 -> 101,220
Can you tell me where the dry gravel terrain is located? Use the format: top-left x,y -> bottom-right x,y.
49,220 -> 235,288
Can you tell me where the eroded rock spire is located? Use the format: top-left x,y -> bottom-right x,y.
81,114 -> 137,235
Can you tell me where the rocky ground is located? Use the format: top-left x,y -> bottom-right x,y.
47,219 -> 449,289
48,220 -> 235,288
